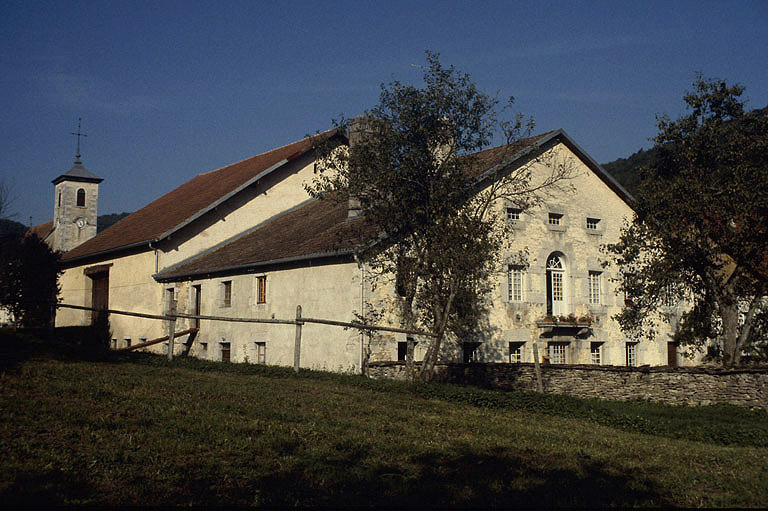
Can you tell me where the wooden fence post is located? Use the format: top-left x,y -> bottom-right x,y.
532,342 -> 544,393
167,302 -> 176,361
293,305 -> 302,373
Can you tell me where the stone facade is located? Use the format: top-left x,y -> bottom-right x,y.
367,361 -> 768,409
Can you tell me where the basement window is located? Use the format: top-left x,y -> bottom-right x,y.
548,342 -> 567,364
124,338 -> 131,349
255,342 -> 266,364
397,338 -> 418,361
509,342 -> 524,363
463,342 -> 481,363
591,342 -> 603,365
626,342 -> 638,367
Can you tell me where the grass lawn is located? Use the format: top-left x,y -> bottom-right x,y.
1,331 -> 767,507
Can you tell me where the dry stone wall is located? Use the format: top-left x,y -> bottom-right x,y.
367,362 -> 768,409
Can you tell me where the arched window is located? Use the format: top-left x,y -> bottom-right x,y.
546,253 -> 567,316
76,188 -> 86,207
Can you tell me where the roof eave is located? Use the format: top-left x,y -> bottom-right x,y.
153,248 -> 357,282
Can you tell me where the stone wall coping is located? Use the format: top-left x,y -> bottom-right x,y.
367,360 -> 768,376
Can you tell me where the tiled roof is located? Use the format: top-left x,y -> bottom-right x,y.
26,220 -> 54,240
156,132 -> 561,280
156,196 -> 376,280
62,130 -> 337,262
52,160 -> 103,184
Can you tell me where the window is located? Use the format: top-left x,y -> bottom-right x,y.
508,265 -> 524,302
255,342 -> 266,364
111,338 -> 117,349
220,342 -> 231,362
124,338 -> 131,348
589,271 -> 601,305
509,342 -> 524,363
586,217 -> 600,231
58,191 -> 62,208
256,276 -> 267,304
165,288 -> 177,314
222,281 -> 232,307
506,207 -> 522,222
661,283 -> 674,307
548,342 -> 567,364
139,336 -> 147,346
397,338 -> 418,361
590,342 -> 603,365
626,342 -> 638,367
463,342 -> 480,363
546,253 -> 566,316
76,188 -> 85,207
200,342 -> 208,353
548,213 -> 562,225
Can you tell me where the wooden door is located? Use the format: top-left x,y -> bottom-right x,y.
667,342 -> 678,366
90,272 -> 109,324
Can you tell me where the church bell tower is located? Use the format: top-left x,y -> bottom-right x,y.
51,119 -> 102,253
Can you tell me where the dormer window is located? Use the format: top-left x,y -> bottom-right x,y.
548,213 -> 562,226
76,188 -> 86,207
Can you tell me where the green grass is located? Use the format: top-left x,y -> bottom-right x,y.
1,330 -> 768,507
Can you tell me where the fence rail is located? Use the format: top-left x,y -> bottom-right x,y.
56,302 -> 436,373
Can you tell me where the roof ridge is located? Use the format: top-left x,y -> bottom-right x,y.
198,128 -> 336,177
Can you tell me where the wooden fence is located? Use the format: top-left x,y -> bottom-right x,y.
56,303 -> 436,373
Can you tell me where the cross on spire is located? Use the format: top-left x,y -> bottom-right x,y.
70,117 -> 88,162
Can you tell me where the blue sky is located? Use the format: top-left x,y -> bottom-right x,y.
2,0 -> 767,226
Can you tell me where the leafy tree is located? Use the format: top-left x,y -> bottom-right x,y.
608,77 -> 768,367
0,233 -> 62,328
310,52 -> 573,379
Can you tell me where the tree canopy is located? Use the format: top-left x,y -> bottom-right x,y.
0,233 -> 62,328
309,52 -> 573,378
608,77 -> 768,366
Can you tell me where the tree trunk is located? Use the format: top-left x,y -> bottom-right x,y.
420,283 -> 458,381
720,298 -> 740,367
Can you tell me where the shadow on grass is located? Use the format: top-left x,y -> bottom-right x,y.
0,327 -> 113,372
171,444 -> 669,507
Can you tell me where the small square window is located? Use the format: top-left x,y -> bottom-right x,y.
200,342 -> 208,352
506,208 -> 522,222
586,217 -> 600,230
509,342 -> 524,363
548,213 -> 563,226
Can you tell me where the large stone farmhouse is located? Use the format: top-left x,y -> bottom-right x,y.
43,126 -> 687,372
